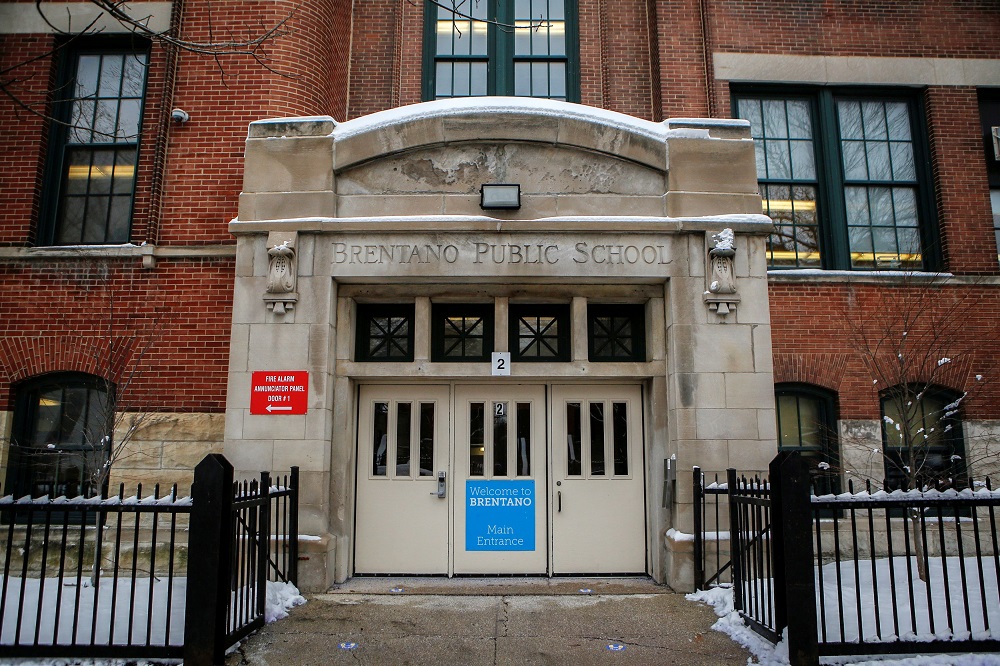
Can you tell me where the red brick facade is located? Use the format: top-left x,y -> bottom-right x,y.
1,0 -> 998,427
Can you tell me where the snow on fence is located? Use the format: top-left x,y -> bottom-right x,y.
0,455 -> 299,665
698,452 -> 1000,665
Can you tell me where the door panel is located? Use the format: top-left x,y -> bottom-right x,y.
453,385 -> 547,574
551,385 -> 646,573
355,385 -> 450,574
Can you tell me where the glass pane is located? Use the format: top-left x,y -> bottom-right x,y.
764,139 -> 791,179
590,402 -> 605,476
70,101 -> 95,142
789,140 -> 815,180
470,62 -> 488,96
797,397 -> 821,449
453,62 -> 470,96
113,149 -> 136,194
516,403 -> 531,476
762,100 -> 788,138
786,100 -> 812,139
890,142 -> 915,181
56,198 -> 84,244
75,55 -> 101,99
866,141 -> 892,181
32,389 -> 63,447
841,140 -> 867,180
419,403 -> 434,476
777,395 -> 799,449
107,195 -> 131,242
65,150 -> 92,195
862,101 -> 888,140
60,387 -> 89,445
549,63 -> 566,99
838,100 -> 864,140
98,54 -> 124,97
739,98 -> 763,137
93,100 -> 118,143
612,402 -> 628,476
469,402 -> 485,476
82,197 -> 109,243
117,99 -> 141,140
885,102 -> 911,141
372,402 -> 388,475
121,53 -> 147,97
530,61 -> 548,97
514,62 -> 530,97
395,402 -> 411,476
493,401 -> 508,476
566,402 -> 581,476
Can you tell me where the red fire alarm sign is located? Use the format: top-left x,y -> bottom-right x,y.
250,371 -> 309,415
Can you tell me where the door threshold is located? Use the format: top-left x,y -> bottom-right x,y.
327,575 -> 667,596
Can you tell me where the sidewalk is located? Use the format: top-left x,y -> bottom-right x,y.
229,577 -> 751,665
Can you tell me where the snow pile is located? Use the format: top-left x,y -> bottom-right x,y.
264,580 -> 306,624
686,586 -> 789,665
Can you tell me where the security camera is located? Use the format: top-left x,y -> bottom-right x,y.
171,108 -> 190,124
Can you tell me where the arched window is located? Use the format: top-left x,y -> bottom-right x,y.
775,384 -> 839,494
880,385 -> 965,490
5,373 -> 114,498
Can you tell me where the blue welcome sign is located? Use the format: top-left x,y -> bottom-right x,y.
465,480 -> 535,551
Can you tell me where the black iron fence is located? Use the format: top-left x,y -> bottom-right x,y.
692,467 -> 730,590
0,453 -> 299,665
718,451 -> 1000,665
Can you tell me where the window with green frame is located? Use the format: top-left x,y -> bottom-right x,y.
734,89 -> 938,271
880,386 -> 966,491
40,40 -> 149,246
774,384 -> 840,495
978,90 -> 1000,266
423,0 -> 579,101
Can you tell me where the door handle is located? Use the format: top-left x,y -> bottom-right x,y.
558,490 -> 562,512
432,471 -> 446,498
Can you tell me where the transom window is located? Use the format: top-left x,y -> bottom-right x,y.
431,303 -> 494,362
41,42 -> 149,245
510,304 -> 570,361
5,373 -> 114,499
588,304 -> 645,362
735,89 -> 936,271
424,0 -> 579,101
356,304 -> 415,362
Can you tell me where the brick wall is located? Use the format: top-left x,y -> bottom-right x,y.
0,258 -> 234,412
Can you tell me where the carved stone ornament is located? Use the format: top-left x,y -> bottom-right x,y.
263,232 -> 298,315
704,228 -> 740,317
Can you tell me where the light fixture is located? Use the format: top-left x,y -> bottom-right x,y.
480,183 -> 521,210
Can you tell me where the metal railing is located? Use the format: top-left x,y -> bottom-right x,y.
1,455 -> 299,665
692,467 -> 730,590
0,484 -> 190,660
722,452 -> 1000,665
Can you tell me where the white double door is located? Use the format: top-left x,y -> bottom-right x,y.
354,384 -> 645,575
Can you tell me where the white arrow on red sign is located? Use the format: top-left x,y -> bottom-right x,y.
266,404 -> 293,412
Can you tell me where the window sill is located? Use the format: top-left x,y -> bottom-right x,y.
767,269 -> 1000,286
0,244 -> 236,262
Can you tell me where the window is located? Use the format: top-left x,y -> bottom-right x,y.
978,91 -> 1000,265
735,89 -> 937,271
880,386 -> 966,490
5,374 -> 113,499
356,304 -> 415,362
431,303 -> 494,362
774,384 -> 839,494
40,41 -> 149,246
588,304 -> 645,362
423,0 -> 578,101
509,304 -> 570,361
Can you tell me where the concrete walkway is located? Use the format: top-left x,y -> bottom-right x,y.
229,578 -> 751,665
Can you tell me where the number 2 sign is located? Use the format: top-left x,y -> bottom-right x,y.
491,352 -> 511,376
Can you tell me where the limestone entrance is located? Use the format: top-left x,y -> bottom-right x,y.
354,384 -> 645,575
226,99 -> 779,591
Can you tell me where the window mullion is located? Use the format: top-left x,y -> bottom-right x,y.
491,0 -> 508,95
817,90 -> 850,270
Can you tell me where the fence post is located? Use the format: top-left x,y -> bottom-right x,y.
693,466 -> 704,590
289,466 -> 299,586
258,472 -> 271,619
726,468 -> 742,611
184,454 -> 235,666
769,451 -> 819,666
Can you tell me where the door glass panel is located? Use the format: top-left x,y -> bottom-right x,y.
419,403 -> 434,476
590,402 -> 605,476
469,402 -> 485,476
612,402 -> 628,475
516,403 -> 531,476
373,402 -> 388,476
493,402 -> 508,476
566,402 -> 582,476
395,402 -> 412,476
